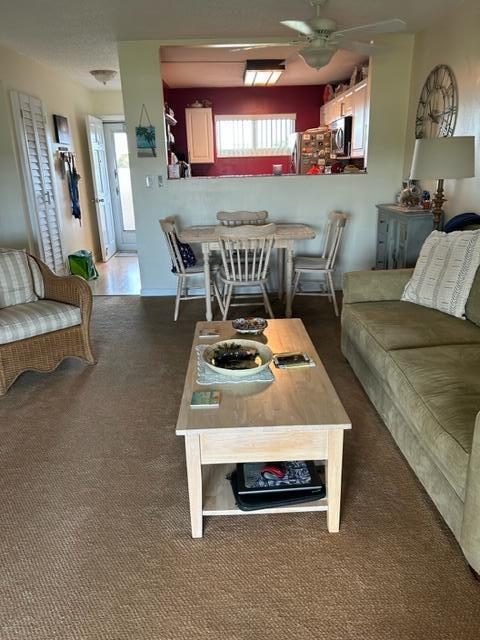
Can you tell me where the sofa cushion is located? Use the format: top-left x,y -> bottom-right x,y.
385,344 -> 480,500
401,230 -> 480,318
465,267 -> 480,328
342,300 -> 480,378
0,300 -> 81,345
0,249 -> 37,308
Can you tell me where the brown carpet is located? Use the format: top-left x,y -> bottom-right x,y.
0,296 -> 479,640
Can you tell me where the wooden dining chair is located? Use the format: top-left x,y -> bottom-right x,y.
159,217 -> 222,321
217,210 -> 269,226
216,223 -> 276,320
291,212 -> 348,316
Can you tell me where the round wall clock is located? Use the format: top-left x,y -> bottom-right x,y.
415,64 -> 458,139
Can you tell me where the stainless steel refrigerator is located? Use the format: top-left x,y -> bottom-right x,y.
289,127 -> 332,174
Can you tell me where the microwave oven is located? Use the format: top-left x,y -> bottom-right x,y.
330,116 -> 352,158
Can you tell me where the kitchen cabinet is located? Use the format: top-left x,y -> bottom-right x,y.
351,81 -> 368,158
185,107 -> 214,164
320,98 -> 341,126
320,77 -> 369,144
341,90 -> 353,116
375,204 -> 434,270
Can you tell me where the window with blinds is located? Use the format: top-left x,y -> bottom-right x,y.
215,114 -> 296,157
11,92 -> 64,273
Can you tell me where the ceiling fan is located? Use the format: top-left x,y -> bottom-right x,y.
230,0 -> 407,70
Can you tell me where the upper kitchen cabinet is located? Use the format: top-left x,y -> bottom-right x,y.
320,76 -> 370,159
185,107 -> 214,164
350,80 -> 369,158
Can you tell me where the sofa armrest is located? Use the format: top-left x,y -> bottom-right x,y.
31,256 -> 93,325
342,269 -> 414,304
461,411 -> 480,574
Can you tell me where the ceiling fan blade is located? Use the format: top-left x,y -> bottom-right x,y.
280,20 -> 314,36
338,40 -> 386,55
333,18 -> 406,39
229,44 -> 280,52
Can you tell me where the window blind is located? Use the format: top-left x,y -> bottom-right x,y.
215,114 -> 296,157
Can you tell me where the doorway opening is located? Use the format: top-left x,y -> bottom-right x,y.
104,122 -> 137,252
86,116 -> 140,294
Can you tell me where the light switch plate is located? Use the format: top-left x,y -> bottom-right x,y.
158,175 -> 163,188
145,175 -> 154,188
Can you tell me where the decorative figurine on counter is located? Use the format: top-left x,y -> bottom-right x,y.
399,184 -> 421,208
176,152 -> 191,179
422,190 -> 431,210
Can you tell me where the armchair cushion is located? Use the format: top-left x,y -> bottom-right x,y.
0,249 -> 37,308
0,300 -> 81,345
27,256 -> 45,299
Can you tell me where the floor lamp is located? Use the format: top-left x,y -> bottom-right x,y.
409,136 -> 475,230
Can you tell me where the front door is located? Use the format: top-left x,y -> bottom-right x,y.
86,115 -> 116,261
104,122 -> 136,251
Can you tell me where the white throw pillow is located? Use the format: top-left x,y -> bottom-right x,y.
0,249 -> 38,308
401,230 -> 480,318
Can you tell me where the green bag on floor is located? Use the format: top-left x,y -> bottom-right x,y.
68,250 -> 99,280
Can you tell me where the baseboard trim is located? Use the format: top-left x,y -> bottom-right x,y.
141,287 -> 209,296
141,288 -> 177,296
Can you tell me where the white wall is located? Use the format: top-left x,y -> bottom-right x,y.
119,36 -> 414,294
90,90 -> 124,118
0,44 -> 101,258
0,79 -> 29,249
404,0 -> 480,219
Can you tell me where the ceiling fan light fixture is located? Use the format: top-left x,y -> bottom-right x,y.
90,69 -> 117,85
243,60 -> 285,86
299,47 -> 334,70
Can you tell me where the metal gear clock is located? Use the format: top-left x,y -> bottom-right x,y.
415,64 -> 458,139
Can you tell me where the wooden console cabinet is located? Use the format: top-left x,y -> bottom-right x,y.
375,204 -> 435,270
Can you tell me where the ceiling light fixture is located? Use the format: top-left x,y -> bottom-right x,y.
90,69 -> 118,85
298,46 -> 335,70
244,60 -> 285,86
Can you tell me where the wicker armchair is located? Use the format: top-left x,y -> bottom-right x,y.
0,255 -> 96,395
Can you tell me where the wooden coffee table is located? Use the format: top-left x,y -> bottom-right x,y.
176,319 -> 351,538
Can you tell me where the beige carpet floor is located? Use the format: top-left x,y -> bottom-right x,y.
0,296 -> 479,640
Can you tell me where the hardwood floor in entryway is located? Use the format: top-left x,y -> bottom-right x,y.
90,254 -> 140,295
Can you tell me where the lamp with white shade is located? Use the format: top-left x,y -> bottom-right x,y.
409,136 -> 475,230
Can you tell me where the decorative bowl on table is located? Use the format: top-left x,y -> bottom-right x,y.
203,339 -> 273,378
232,317 -> 268,335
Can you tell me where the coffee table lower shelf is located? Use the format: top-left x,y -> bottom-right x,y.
202,463 -> 328,516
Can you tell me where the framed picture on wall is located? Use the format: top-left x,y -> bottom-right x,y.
53,114 -> 71,145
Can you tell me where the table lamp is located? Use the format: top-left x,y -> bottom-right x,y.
409,136 -> 475,229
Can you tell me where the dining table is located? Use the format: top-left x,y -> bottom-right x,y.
179,223 -> 316,320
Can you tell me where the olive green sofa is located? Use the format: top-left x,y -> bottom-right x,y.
341,267 -> 480,574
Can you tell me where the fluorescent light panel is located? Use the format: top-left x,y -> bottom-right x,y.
244,60 -> 285,86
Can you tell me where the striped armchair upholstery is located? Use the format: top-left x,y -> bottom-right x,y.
0,300 -> 81,344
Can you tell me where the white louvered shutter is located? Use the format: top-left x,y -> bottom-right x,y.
15,92 -> 64,273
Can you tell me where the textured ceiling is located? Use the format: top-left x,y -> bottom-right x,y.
160,46 -> 367,88
0,0 -> 464,91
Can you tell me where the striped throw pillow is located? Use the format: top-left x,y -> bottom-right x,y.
0,249 -> 38,309
401,230 -> 480,318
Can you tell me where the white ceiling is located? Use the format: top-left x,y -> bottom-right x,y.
160,46 -> 367,88
0,0 -> 465,91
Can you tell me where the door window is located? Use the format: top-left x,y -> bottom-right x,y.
113,132 -> 135,232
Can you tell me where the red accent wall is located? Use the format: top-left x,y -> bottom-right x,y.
165,85 -> 324,176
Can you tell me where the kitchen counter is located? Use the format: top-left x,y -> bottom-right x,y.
171,170 -> 368,180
